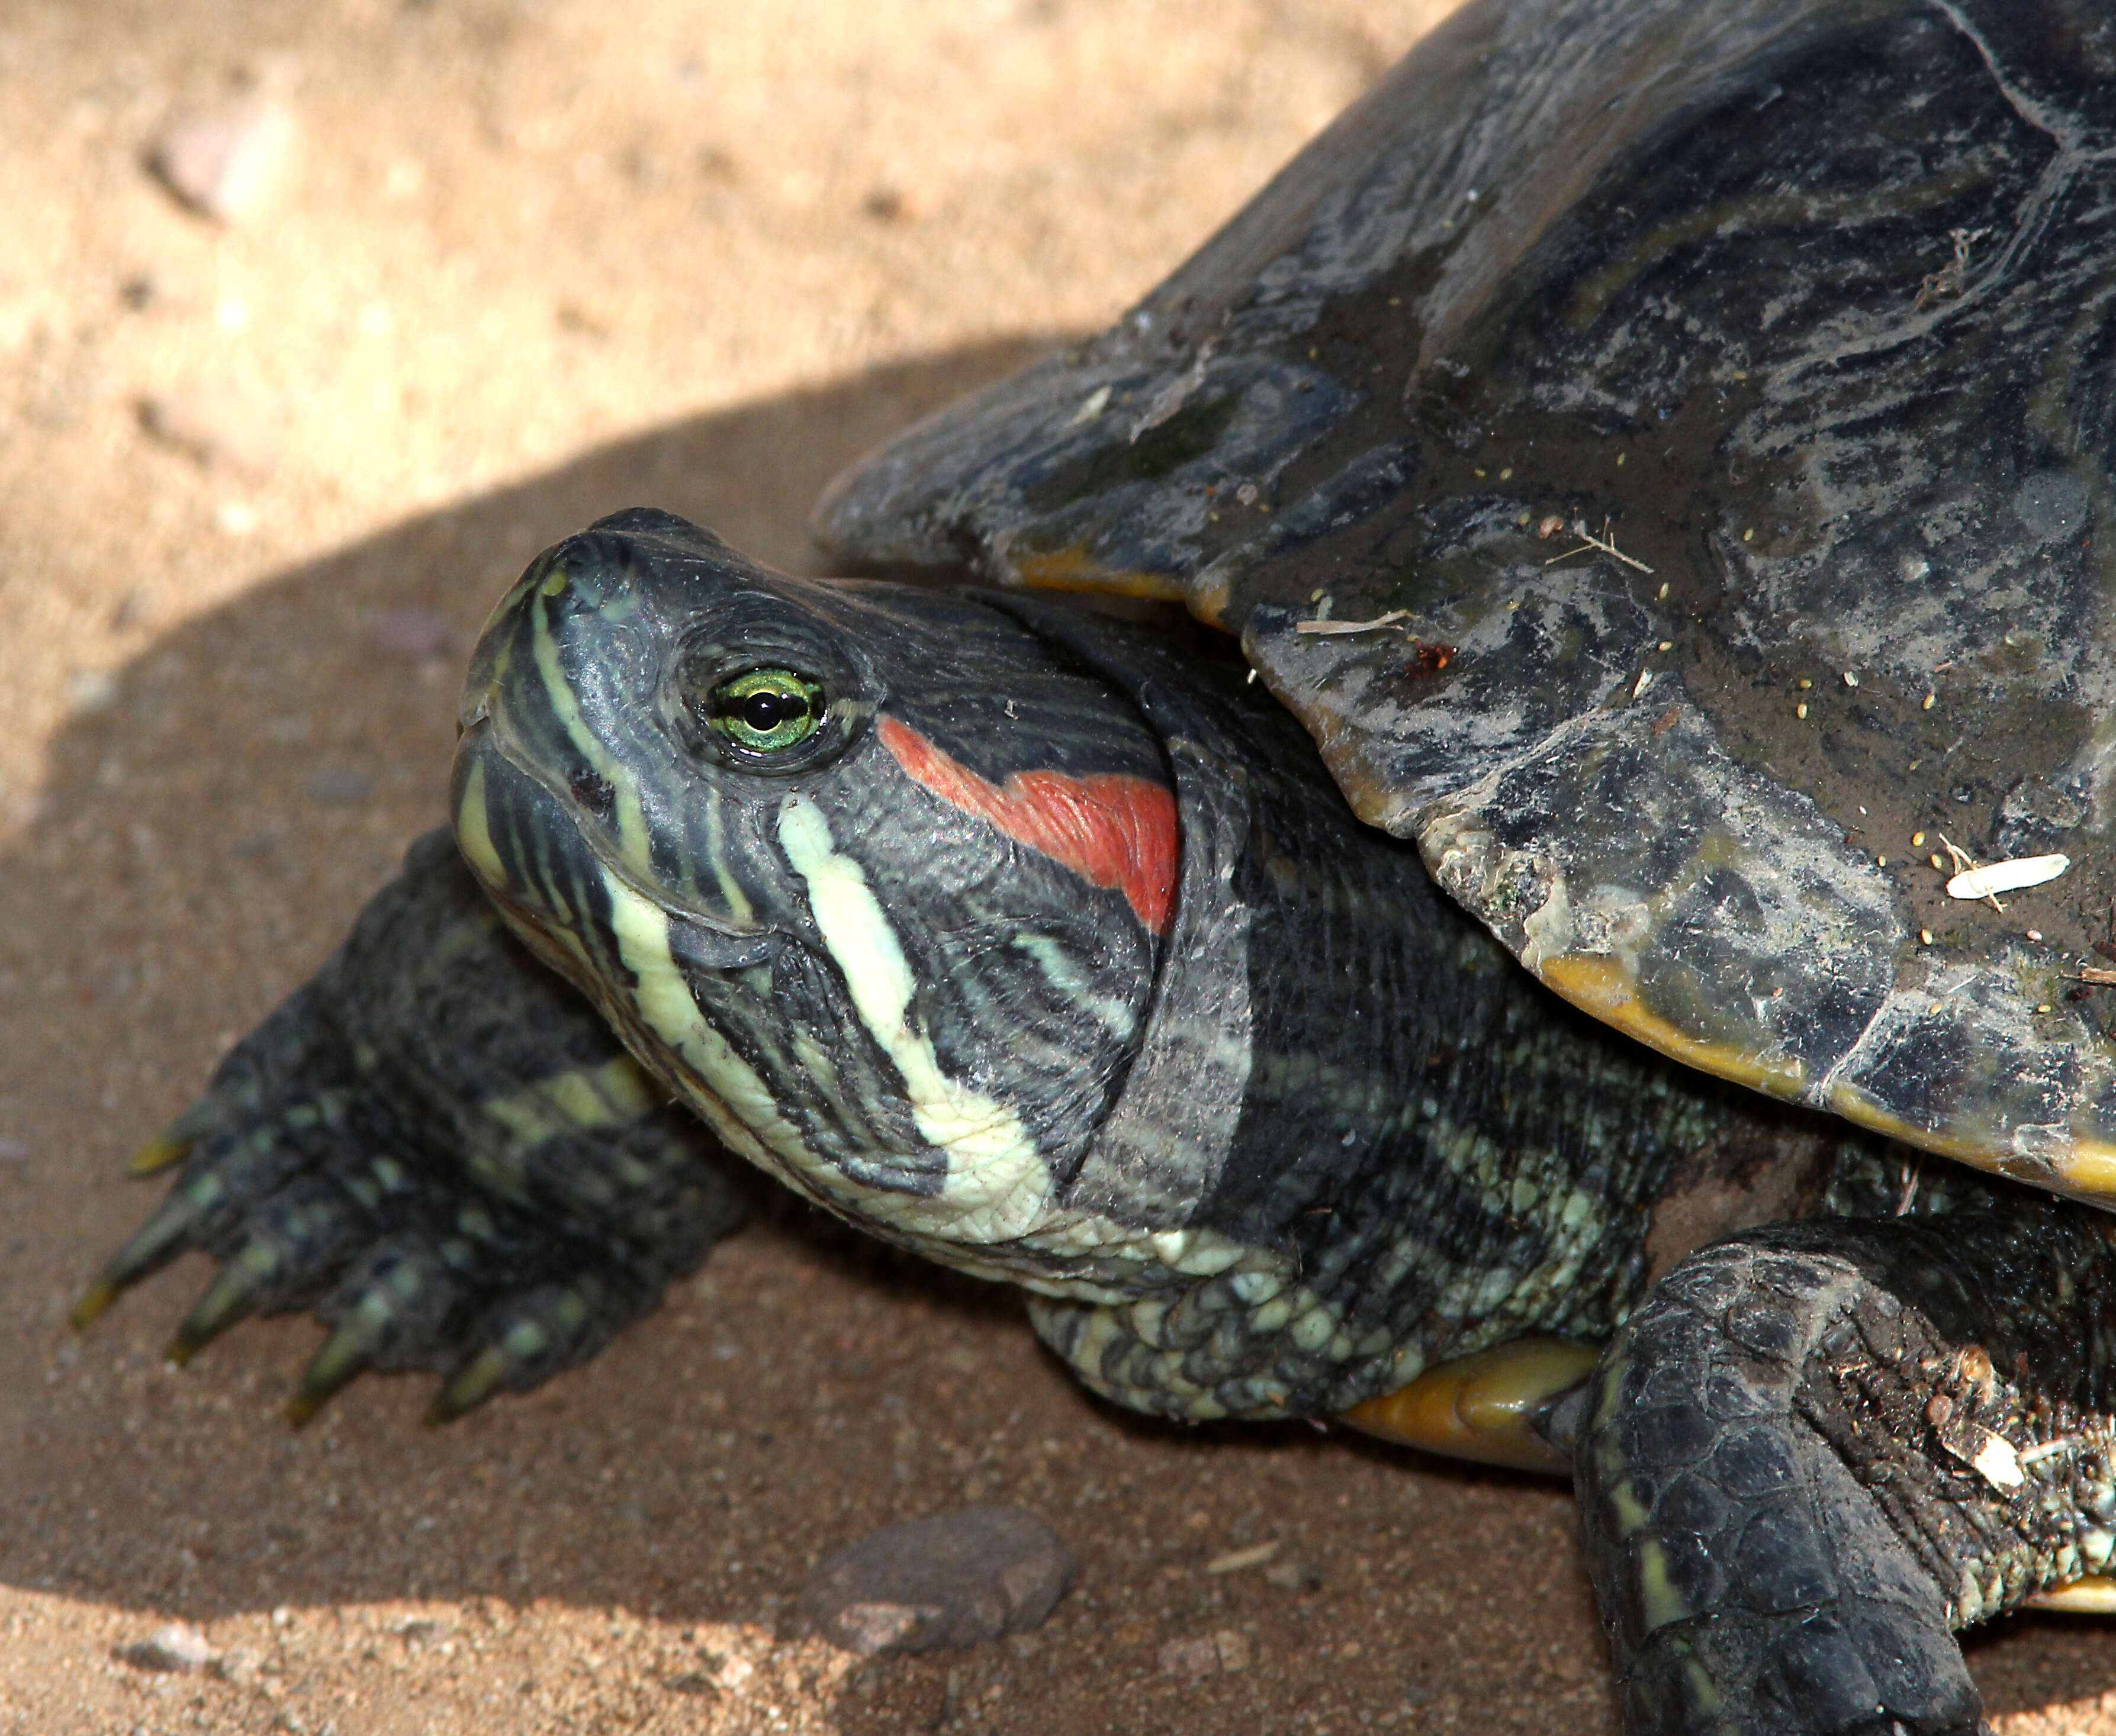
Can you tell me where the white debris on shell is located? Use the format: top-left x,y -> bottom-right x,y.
1970,1432 -> 2025,1492
1943,853 -> 2070,901
1067,384 -> 1112,427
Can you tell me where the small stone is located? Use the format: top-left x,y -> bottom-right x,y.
366,607 -> 454,661
147,98 -> 297,222
67,670 -> 118,714
797,1506 -> 1075,1656
861,185 -> 919,222
137,389 -> 281,476
0,1136 -> 27,1167
306,767 -> 372,807
210,1646 -> 263,1685
110,586 -> 158,631
119,1622 -> 217,1673
1157,1629 -> 1247,1679
1204,1540 -> 1279,1575
1263,1558 -> 1321,1592
1159,1636 -> 1218,1679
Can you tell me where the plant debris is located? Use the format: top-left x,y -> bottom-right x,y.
1541,517 -> 1653,575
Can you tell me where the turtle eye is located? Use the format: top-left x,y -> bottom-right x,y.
705,666 -> 825,753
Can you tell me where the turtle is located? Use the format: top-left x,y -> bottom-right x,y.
72,0 -> 2116,1730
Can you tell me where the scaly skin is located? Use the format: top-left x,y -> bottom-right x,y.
1581,1212 -> 2116,1735
79,829 -> 752,1422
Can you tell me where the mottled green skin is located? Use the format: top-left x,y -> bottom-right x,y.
85,829 -> 751,1420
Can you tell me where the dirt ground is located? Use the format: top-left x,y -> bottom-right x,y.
4,2 -> 2116,1733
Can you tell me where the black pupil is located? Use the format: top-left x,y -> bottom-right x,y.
741,690 -> 803,730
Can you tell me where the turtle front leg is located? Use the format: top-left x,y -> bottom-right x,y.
76,827 -> 755,1422
1576,1207 -> 2116,1736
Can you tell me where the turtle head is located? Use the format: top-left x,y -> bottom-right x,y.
451,508 -> 1178,1258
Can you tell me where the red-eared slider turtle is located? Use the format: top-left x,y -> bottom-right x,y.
76,1 -> 2116,1731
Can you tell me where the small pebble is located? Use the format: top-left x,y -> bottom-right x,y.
148,97 -> 297,222
1263,1558 -> 1321,1592
210,1646 -> 263,1685
861,185 -> 919,222
367,607 -> 454,661
137,389 -> 281,476
797,1506 -> 1075,1656
306,767 -> 372,807
110,586 -> 157,632
1159,1629 -> 1249,1678
120,1622 -> 217,1673
0,1136 -> 26,1167
67,670 -> 118,714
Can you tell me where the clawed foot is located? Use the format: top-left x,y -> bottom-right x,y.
76,829 -> 751,1423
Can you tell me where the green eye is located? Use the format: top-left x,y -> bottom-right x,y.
706,666 -> 825,752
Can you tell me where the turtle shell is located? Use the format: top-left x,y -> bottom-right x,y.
815,0 -> 2116,1207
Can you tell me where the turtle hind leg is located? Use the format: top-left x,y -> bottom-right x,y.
80,826 -> 757,1421
1576,1202 -> 2116,1736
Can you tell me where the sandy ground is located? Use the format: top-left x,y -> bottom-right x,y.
4,2 -> 2116,1732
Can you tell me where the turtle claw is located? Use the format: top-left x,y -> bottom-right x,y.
165,1249 -> 282,1368
81,1186 -> 207,1322
287,1322 -> 377,1428
69,1278 -> 120,1332
287,1246 -> 458,1426
427,1344 -> 512,1425
83,828 -> 753,1423
128,1133 -> 192,1176
166,1179 -> 369,1367
432,1270 -> 628,1423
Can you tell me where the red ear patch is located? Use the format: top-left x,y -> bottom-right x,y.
878,715 -> 1178,933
